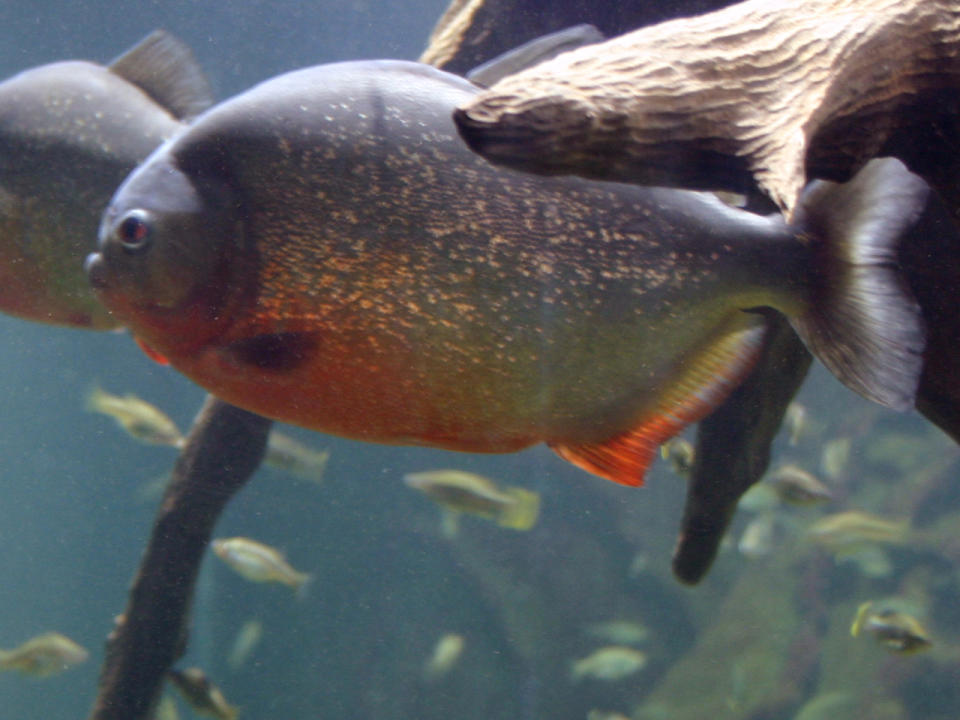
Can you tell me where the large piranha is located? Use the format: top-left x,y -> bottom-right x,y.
85,60 -> 928,487
0,30 -> 210,329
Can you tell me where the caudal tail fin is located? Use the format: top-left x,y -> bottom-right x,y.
790,157 -> 928,411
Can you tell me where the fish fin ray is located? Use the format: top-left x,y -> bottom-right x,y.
551,322 -> 766,486
135,336 -> 170,365
109,30 -> 214,121
790,158 -> 927,411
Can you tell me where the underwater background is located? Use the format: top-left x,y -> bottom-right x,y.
1,1 -> 959,719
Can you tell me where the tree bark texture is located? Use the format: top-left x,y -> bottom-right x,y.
454,0 -> 960,216
420,0 -> 736,75
88,398 -> 272,720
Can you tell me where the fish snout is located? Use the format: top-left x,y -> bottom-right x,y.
84,252 -> 108,290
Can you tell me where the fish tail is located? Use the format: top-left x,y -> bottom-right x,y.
292,571 -> 313,600
440,509 -> 461,538
496,487 -> 541,531
84,384 -> 107,413
790,157 -> 927,411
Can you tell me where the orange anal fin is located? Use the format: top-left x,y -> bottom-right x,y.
550,322 -> 767,487
135,336 -> 170,366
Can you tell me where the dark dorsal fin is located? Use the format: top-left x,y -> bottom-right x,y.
109,30 -> 214,121
466,24 -> 604,88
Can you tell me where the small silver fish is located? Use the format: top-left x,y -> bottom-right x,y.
660,437 -> 695,477
570,646 -> 647,682
212,537 -> 310,592
86,385 -> 184,447
226,619 -> 263,670
167,667 -> 238,720
0,632 -> 89,677
404,469 -> 540,534
263,432 -> 330,484
851,602 -> 932,654
806,511 -> 909,555
765,464 -> 832,506
423,633 -> 465,681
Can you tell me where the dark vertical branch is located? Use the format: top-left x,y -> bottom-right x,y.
88,396 -> 272,720
673,316 -> 812,584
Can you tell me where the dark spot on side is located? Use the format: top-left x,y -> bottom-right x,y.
227,332 -> 317,372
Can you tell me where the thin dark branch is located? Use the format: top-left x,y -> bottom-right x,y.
88,396 -> 272,720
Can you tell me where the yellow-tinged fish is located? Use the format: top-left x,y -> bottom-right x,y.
167,667 -> 237,720
0,632 -> 89,676
263,432 -> 330,484
806,511 -> 909,554
86,385 -> 184,447
211,537 -> 310,592
765,464 -> 832,506
404,469 -> 540,533
226,619 -> 263,670
850,602 -> 932,654
660,437 -> 694,477
570,645 -> 647,682
423,633 -> 465,681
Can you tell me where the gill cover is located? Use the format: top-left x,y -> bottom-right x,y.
98,154 -> 237,313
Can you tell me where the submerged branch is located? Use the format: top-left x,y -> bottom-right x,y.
88,396 -> 272,720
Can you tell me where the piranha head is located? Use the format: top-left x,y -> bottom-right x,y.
85,152 -> 247,357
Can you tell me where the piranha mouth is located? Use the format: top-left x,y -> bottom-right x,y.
84,252 -> 108,290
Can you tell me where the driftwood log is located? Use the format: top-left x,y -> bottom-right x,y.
454,0 -> 960,217
420,0 -> 735,75
88,398 -> 271,720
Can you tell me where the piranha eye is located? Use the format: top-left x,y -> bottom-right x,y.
116,210 -> 153,254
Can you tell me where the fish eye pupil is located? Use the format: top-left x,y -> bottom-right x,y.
117,211 -> 152,253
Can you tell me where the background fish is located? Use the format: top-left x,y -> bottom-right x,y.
87,59 -> 926,488
0,30 -> 210,329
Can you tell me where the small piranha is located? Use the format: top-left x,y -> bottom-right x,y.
262,432 -> 330,484
850,602 -> 932,654
423,632 -> 466,681
167,667 -> 238,720
403,469 -> 540,535
570,645 -> 647,682
660,437 -> 694,477
86,385 -> 184,447
765,464 -> 832,506
226,619 -> 263,670
0,30 -> 210,329
806,511 -> 909,555
583,620 -> 649,646
211,537 -> 311,593
0,632 -> 89,677
87,57 -> 929,490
